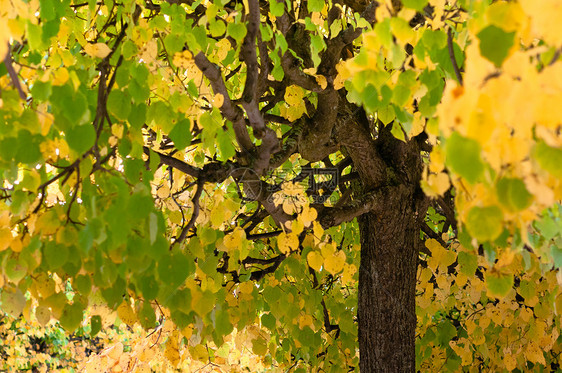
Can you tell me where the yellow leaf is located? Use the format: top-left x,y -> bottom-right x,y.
84,43 -> 112,59
239,281 -> 254,294
214,93 -> 224,108
315,75 -> 327,89
324,250 -> 346,275
299,206 -> 317,227
504,353 -> 517,371
284,85 -> 305,106
0,18 -> 10,61
164,331 -> 181,367
0,228 -> 12,251
341,263 -> 357,284
307,251 -> 323,271
117,301 -> 137,326
223,227 -> 246,251
278,232 -> 299,254
426,172 -> 450,197
157,183 -> 170,199
189,344 -> 209,362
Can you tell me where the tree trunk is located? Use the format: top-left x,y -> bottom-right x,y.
357,185 -> 420,372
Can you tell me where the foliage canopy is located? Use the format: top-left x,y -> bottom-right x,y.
1,0 -> 562,371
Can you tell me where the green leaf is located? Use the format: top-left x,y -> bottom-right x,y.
476,25 -> 515,67
377,106 -> 395,125
551,245 -> 562,268
66,124 -> 96,154
90,315 -> 102,336
168,119 -> 192,150
51,85 -> 89,127
60,302 -> 85,332
215,309 -> 234,337
138,274 -> 159,300
436,320 -> 456,346
227,22 -> 247,42
138,301 -> 157,329
466,205 -> 503,242
147,101 -> 175,132
269,0 -> 285,17
445,132 -> 485,184
496,177 -> 533,211
216,127 -> 236,160
261,313 -> 276,330
157,251 -> 195,289
16,130 -> 42,164
30,81 -> 52,102
74,275 -> 92,296
308,0 -> 324,12
402,0 -> 428,11
457,251 -> 478,276
107,90 -> 132,121
209,19 -> 226,37
485,272 -> 513,298
533,141 -> 562,178
390,122 -> 405,142
44,241 -> 69,269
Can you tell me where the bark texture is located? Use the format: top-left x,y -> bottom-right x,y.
335,109 -> 428,372
357,190 -> 419,372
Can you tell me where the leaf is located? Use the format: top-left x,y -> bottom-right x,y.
485,271 -> 514,298
66,124 -> 96,154
458,251 -> 478,276
324,250 -> 346,275
35,305 -> 51,326
402,0 -> 428,11
84,43 -> 112,59
107,90 -> 132,121
445,132 -> 485,184
465,205 -> 503,242
476,25 -> 515,67
117,301 -> 137,326
90,315 -> 102,336
1,289 -> 26,317
277,232 -> 299,254
157,251 -> 194,289
533,141 -> 562,178
60,302 -> 85,332
496,177 -> 533,211
269,0 -> 285,16
227,22 -> 247,42
307,251 -> 323,271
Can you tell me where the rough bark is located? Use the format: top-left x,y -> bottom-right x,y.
357,185 -> 419,372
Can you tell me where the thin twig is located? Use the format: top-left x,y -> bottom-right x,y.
447,27 -> 463,85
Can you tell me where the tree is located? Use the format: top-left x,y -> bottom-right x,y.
1,0 -> 562,371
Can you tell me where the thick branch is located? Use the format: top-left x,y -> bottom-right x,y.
299,89 -> 339,162
193,52 -> 254,151
241,0 -> 260,105
318,189 -> 383,228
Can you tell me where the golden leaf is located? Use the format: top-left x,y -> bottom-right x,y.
307,251 -> 323,271
84,43 -> 112,59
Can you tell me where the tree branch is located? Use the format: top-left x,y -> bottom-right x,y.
193,52 -> 254,151
143,146 -> 201,178
447,27 -> 463,86
318,188 -> 383,228
3,44 -> 26,100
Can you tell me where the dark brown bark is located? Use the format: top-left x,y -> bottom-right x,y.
333,103 -> 427,371
357,186 -> 419,372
